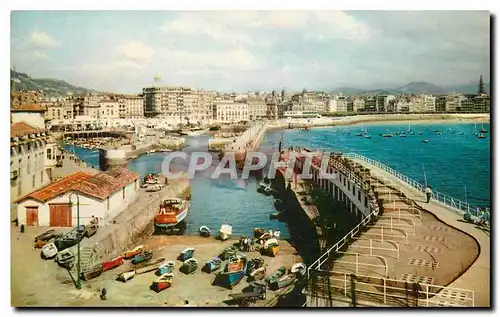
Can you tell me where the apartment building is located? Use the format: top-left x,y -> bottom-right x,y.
99,99 -> 120,119
353,98 -> 365,112
122,95 -> 144,118
213,99 -> 249,123
248,98 -> 267,120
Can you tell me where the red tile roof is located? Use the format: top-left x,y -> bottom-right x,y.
16,167 -> 140,203
11,122 -> 45,138
11,104 -> 47,112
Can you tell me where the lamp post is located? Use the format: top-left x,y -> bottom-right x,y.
68,193 -> 82,290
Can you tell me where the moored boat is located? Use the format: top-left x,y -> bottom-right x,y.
271,273 -> 296,290
117,270 -> 136,282
35,229 -> 56,243
41,242 -> 58,259
248,267 -> 266,282
265,266 -> 287,285
219,224 -> 232,241
156,261 -> 175,276
422,139 -> 429,143
81,264 -> 104,281
179,247 -> 195,261
203,257 -> 222,273
136,258 -> 165,274
122,245 -> 144,259
180,258 -> 198,275
56,250 -> 75,269
291,262 -> 307,277
151,273 -> 174,293
54,228 -> 84,252
269,212 -> 283,220
219,246 -> 238,261
219,254 -> 248,289
199,225 -> 211,237
146,184 -> 163,192
262,238 -> 280,257
103,256 -> 124,272
132,250 -> 153,265
84,224 -> 98,238
154,198 -> 190,229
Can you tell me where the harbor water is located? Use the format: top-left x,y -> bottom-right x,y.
64,122 -> 490,238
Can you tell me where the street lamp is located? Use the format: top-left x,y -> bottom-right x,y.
68,193 -> 82,290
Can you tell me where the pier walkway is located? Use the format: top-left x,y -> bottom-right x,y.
350,155 -> 490,307
304,153 -> 489,307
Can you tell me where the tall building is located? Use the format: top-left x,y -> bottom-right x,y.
478,74 -> 486,94
213,99 -> 249,123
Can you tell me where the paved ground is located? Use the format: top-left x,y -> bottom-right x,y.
11,227 -> 302,307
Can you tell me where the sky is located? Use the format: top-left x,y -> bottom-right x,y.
10,10 -> 490,93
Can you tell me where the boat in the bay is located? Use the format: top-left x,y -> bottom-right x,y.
271,273 -> 296,290
480,125 -> 488,133
203,257 -> 222,273
179,247 -> 195,261
477,133 -> 486,139
151,273 -> 174,293
41,242 -> 58,259
117,270 -> 136,282
219,224 -> 232,241
422,139 -> 429,143
81,264 -> 104,281
156,261 -> 175,276
273,199 -> 284,210
265,266 -> 287,285
131,250 -> 153,265
103,255 -> 124,272
154,198 -> 190,230
122,245 -> 144,259
180,258 -> 198,275
219,254 -> 248,289
199,225 -> 211,237
382,134 -> 393,138
291,262 -> 307,277
262,238 -> 280,257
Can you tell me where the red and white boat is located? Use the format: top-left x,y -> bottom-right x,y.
103,255 -> 124,272
154,198 -> 190,229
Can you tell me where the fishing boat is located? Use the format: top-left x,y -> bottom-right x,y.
180,258 -> 198,275
81,264 -> 104,281
265,266 -> 287,285
56,250 -> 75,269
54,228 -> 84,252
154,198 -> 190,229
262,238 -> 280,257
271,274 -> 296,290
259,177 -> 271,190
135,258 -> 165,274
382,134 -> 393,138
422,139 -> 429,143
203,257 -> 222,273
35,229 -> 56,243
253,228 -> 266,238
269,212 -> 283,220
146,184 -> 163,192
41,242 -> 58,259
156,261 -> 175,276
248,267 -> 266,282
151,273 -> 174,293
291,263 -> 307,277
179,247 -> 195,261
219,224 -> 232,241
364,135 -> 372,139
219,246 -> 238,261
219,254 -> 248,289
477,133 -> 486,139
199,226 -> 211,237
84,224 -> 98,238
117,270 -> 136,282
122,245 -> 144,259
131,250 -> 153,264
400,134 -> 407,138
103,256 -> 124,272
418,132 -> 423,135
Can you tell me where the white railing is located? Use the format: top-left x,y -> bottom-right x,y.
344,152 -> 485,217
334,251 -> 389,277
313,270 -> 475,307
351,238 -> 400,260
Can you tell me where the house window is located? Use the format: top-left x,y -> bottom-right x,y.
348,182 -> 350,191
107,198 -> 110,210
47,148 -> 52,160
122,187 -> 125,199
358,191 -> 361,201
343,177 -> 346,186
41,170 -> 44,183
27,156 -> 30,174
364,196 -> 368,208
353,186 -> 355,195
27,143 -> 31,151
135,180 -> 138,191
32,174 -> 36,188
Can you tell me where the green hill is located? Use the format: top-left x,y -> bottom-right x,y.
10,69 -> 98,95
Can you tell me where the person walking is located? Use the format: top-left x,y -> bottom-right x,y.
425,185 -> 433,203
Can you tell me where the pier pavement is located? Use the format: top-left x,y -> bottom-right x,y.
349,159 -> 490,307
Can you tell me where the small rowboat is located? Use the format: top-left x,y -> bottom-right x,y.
180,258 -> 198,275
271,273 -> 296,290
56,250 -> 75,269
132,251 -> 153,264
103,256 -> 124,272
203,257 -> 222,273
35,229 -> 55,242
219,224 -> 232,241
219,254 -> 248,289
122,245 -> 144,259
291,263 -> 307,277
248,267 -> 266,282
81,264 -> 104,281
179,247 -> 195,262
199,226 -> 211,237
117,270 -> 136,282
151,273 -> 174,293
41,242 -> 58,259
262,238 -> 280,257
265,266 -> 286,285
156,261 -> 175,276
136,258 -> 166,274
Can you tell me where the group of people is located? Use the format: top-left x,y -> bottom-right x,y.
239,228 -> 281,252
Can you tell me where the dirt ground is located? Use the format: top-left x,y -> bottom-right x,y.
11,225 -> 303,307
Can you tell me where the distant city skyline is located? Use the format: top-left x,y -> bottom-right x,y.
11,11 -> 490,94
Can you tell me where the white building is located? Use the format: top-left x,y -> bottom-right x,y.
213,100 -> 249,123
16,167 -> 140,227
353,98 -> 365,112
327,99 -> 338,112
424,95 -> 436,112
248,98 -> 267,120
122,95 -> 144,118
99,99 -> 120,119
283,110 -> 321,118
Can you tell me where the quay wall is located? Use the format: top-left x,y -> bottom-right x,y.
106,138 -> 184,166
81,177 -> 190,266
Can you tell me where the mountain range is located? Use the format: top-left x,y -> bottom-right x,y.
331,81 -> 490,96
10,69 -> 98,95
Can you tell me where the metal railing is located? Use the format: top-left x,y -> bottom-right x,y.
344,152 -> 484,217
